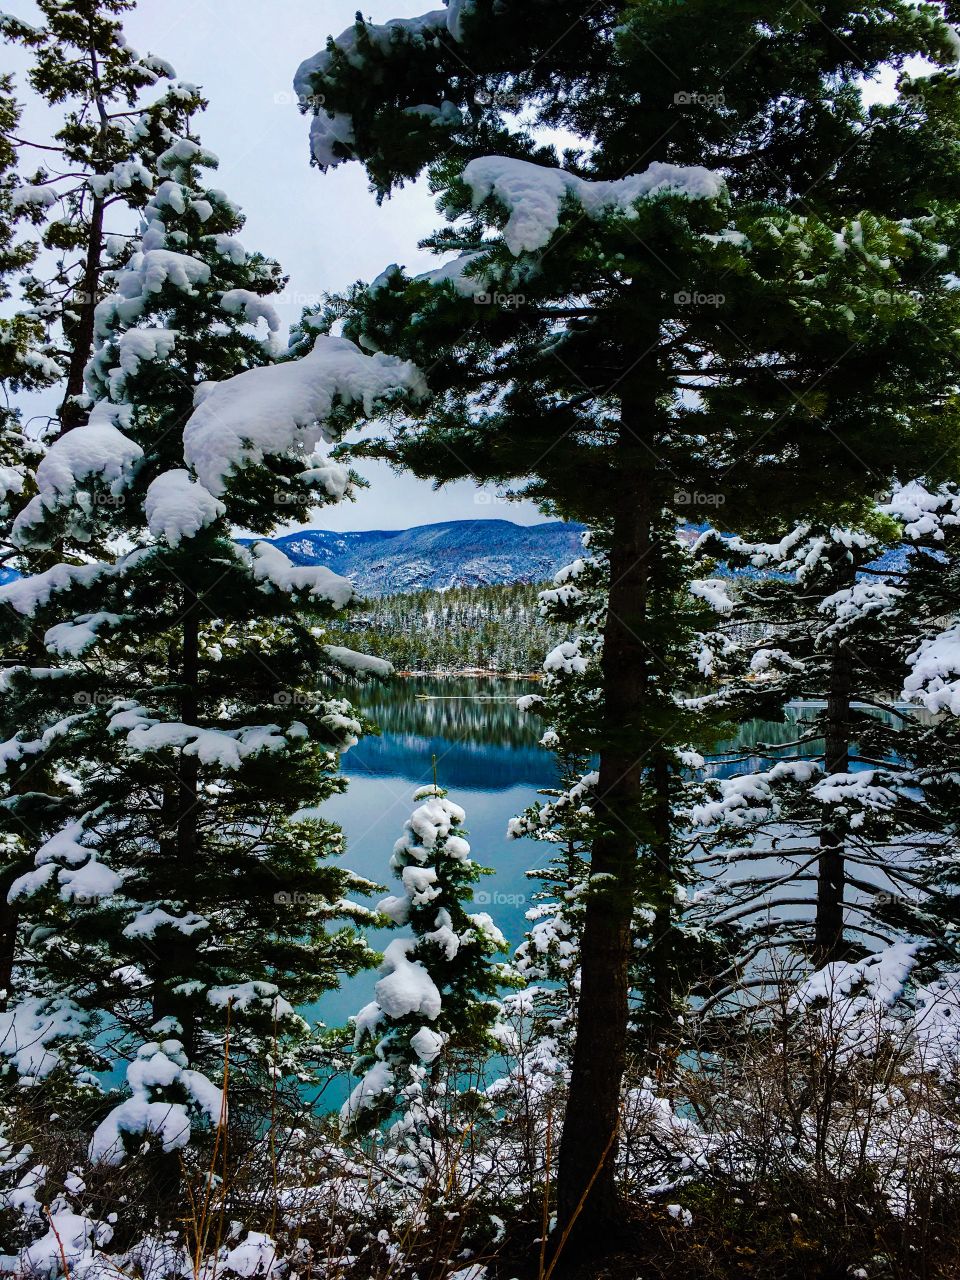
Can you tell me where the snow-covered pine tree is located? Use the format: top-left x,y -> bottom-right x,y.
0,118 -> 425,1186
0,71 -> 57,451
0,9 -> 206,984
690,520 -> 918,982
1,0 -> 204,432
294,0 -> 960,1235
343,783 -> 508,1157
688,493 -> 960,1020
512,530 -> 734,1054
509,540 -> 601,1056
0,72 -> 67,1011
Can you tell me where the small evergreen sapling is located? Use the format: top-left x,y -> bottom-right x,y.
343,783 -> 509,1140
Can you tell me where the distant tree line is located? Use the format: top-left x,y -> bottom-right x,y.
328,581 -> 558,674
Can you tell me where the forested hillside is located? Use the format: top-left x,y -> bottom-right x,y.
328,581 -> 557,672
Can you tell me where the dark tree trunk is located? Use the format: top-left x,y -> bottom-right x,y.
555,453 -> 655,1239
0,629 -> 53,1010
647,750 -> 675,1052
813,616 -> 853,969
175,599 -> 201,1056
57,194 -> 104,436
151,599 -> 202,1054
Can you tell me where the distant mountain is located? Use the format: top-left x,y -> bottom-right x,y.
247,519 -> 586,597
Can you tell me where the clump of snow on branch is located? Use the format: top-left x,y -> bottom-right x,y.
182,335 -> 425,496
89,1039 -> 223,1166
294,3 -> 474,168
144,469 -> 225,547
12,405 -> 143,542
461,155 -> 726,255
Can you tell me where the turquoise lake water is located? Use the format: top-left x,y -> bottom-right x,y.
310,677 -> 854,1032
315,676 -> 919,1028
316,677 -> 550,1031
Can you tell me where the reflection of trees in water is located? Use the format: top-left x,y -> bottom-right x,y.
710,702 -> 924,779
346,682 -> 925,790
358,677 -> 543,751
345,677 -> 550,790
349,732 -> 551,791
711,706 -> 820,778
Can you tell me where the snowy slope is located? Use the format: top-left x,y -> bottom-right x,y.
242,519 -> 586,597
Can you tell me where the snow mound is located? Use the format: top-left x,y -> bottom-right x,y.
145,469 -> 225,547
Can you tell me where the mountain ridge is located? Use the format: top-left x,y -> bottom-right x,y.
243,518 -> 587,597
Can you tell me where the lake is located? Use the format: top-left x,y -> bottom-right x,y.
316,679 -> 912,1035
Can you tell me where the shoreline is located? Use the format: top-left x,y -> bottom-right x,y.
394,668 -> 542,681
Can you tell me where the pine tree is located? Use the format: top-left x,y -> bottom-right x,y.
513,532 -> 732,1051
1,0 -> 204,432
0,118 -> 424,1187
0,71 -> 56,447
294,0 -> 960,1234
686,521 -> 913,1018
343,782 -> 508,1155
510,541 -> 604,1050
0,8 -> 205,992
689,493 -> 960,1016
874,482 -> 960,980
0,73 -> 66,1011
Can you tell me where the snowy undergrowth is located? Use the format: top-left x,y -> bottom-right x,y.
4,965 -> 960,1279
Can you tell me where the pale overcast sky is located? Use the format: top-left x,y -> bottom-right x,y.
4,0 -> 546,531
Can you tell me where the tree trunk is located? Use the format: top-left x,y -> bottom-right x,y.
57,194 -> 104,436
813,614 -> 853,969
647,750 -> 675,1053
555,457 -> 655,1239
151,600 -> 202,1053
175,599 -> 201,1056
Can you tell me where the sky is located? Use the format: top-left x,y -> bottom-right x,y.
3,0 -> 547,531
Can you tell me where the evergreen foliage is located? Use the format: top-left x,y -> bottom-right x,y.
0,0 -> 205,431
0,111 -> 415,1181
342,783 -> 509,1147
